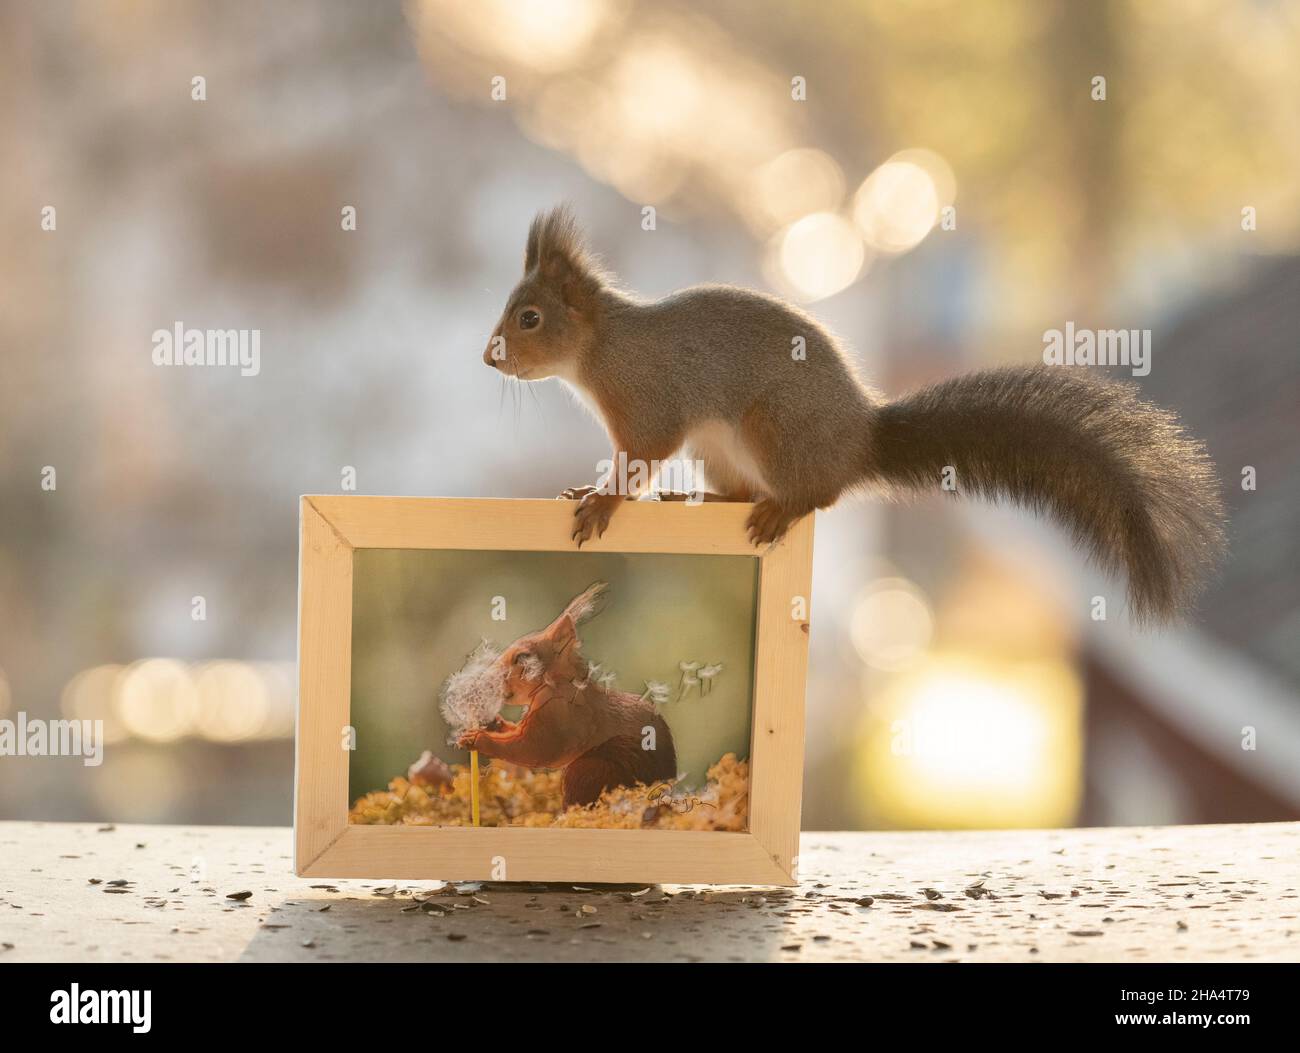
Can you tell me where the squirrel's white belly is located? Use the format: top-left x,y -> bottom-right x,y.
684,420 -> 770,497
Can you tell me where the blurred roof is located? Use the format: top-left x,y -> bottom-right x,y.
1141,255 -> 1300,691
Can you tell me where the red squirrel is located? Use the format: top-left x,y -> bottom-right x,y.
483,206 -> 1225,622
455,582 -> 677,808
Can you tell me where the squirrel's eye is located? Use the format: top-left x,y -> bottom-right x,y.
519,308 -> 541,331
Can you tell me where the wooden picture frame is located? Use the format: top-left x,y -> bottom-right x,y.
295,495 -> 814,886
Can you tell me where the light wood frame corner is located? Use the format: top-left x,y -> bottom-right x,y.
295,495 -> 814,886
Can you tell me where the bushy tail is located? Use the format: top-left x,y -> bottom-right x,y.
866,366 -> 1226,623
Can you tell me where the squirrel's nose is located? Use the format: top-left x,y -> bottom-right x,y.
482,346 -> 496,367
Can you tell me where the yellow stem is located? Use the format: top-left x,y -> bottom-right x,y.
470,749 -> 480,827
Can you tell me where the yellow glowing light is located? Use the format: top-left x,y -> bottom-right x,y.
419,0 -> 614,74
62,659 -> 297,744
853,156 -> 942,254
849,577 -> 934,672
891,148 -> 956,212
116,658 -> 199,742
611,41 -> 703,140
772,212 -> 866,302
60,664 -> 131,744
193,661 -> 268,743
253,662 -> 298,740
855,654 -> 1082,829
746,148 -> 846,233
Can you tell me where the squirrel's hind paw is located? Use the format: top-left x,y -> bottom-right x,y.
558,484 -> 600,501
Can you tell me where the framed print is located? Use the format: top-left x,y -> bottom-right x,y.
295,495 -> 813,885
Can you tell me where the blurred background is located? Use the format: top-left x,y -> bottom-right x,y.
1,0 -> 1297,831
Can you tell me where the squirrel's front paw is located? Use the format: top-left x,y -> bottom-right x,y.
746,499 -> 797,546
558,484 -> 600,500
572,492 -> 622,547
456,729 -> 481,751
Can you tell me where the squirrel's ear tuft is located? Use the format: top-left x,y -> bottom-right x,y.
543,581 -> 609,649
563,581 -> 609,626
524,205 -> 606,310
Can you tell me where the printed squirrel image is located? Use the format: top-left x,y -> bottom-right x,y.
455,582 -> 677,808
484,206 -> 1226,623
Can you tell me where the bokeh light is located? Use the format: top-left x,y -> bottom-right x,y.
418,0 -> 618,74
849,577 -> 934,672
116,658 -> 199,742
770,212 -> 868,301
193,661 -> 269,743
60,664 -> 131,744
856,654 -> 1083,829
59,659 -> 297,744
745,148 -> 847,234
853,149 -> 953,254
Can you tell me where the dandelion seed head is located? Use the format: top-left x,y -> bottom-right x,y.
440,641 -> 506,741
642,680 -> 670,706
